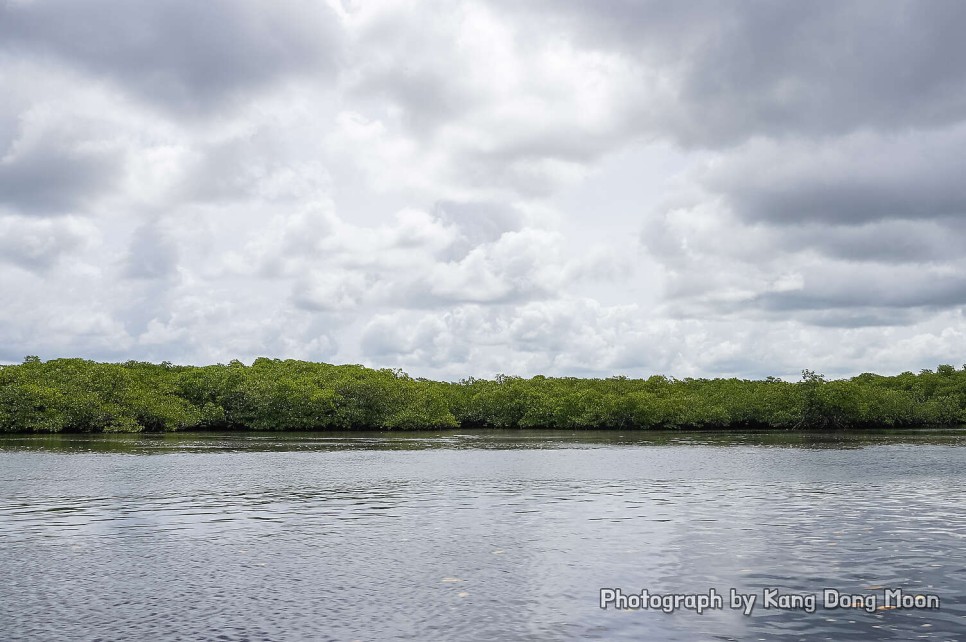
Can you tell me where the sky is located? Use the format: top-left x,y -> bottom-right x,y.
2,0 -> 965,380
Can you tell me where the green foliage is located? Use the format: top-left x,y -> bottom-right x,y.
1,358 -> 965,432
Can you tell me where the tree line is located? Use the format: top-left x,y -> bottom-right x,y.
1,357 -> 965,433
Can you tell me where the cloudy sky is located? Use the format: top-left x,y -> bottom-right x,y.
2,0 -> 965,380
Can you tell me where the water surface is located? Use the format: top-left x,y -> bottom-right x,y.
1,430 -> 964,640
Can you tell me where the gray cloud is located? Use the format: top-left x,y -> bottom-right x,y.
0,131 -> 122,215
0,215 -> 93,271
0,0 -> 343,114
755,269 -> 966,312
432,201 -> 523,258
123,222 -> 179,280
701,130 -> 966,226
641,119 -> 966,329
349,63 -> 474,139
512,0 -> 966,147
780,220 -> 965,264
792,310 -> 920,329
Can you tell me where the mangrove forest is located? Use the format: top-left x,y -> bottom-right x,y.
2,357 -> 966,433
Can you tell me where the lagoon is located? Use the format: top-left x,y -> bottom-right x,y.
1,430 -> 965,640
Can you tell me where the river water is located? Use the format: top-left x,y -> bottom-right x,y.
1,430 -> 964,641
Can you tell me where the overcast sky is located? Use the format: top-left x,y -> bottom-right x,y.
2,0 -> 965,380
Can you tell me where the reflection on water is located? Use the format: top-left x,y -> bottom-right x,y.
3,427 -> 966,454
1,430 -> 965,640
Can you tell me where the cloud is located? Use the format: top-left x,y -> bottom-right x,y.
0,0 -> 344,115
353,298 -> 966,380
357,299 -> 645,375
753,263 -> 966,312
514,0 -> 966,146
781,220 -> 964,264
246,204 -> 567,311
643,190 -> 966,323
0,214 -> 96,271
2,0 -> 965,380
0,87 -> 126,215
122,222 -> 179,280
333,1 -> 646,200
642,124 -> 966,326
700,128 -> 966,226
0,140 -> 121,215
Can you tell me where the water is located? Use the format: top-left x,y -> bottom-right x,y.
1,430 -> 965,641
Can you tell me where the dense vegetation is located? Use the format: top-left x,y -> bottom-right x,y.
1,357 -> 966,433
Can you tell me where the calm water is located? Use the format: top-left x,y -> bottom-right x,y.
1,430 -> 965,641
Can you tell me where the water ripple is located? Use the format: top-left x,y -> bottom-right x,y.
1,433 -> 965,640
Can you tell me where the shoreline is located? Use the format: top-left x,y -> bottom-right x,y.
3,358 -> 966,434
